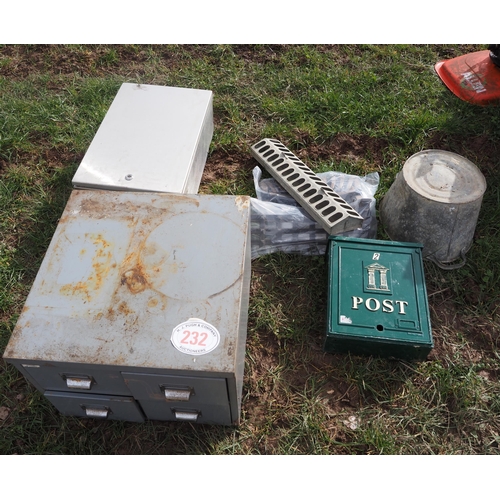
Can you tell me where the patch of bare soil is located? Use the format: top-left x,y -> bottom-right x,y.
427,131 -> 500,176
0,45 -> 163,78
428,291 -> 499,375
0,45 -> 204,80
231,45 -> 290,63
200,150 -> 247,185
298,133 -> 391,166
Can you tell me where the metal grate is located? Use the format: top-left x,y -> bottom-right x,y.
251,138 -> 364,234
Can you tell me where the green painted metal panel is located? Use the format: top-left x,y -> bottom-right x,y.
325,236 -> 433,360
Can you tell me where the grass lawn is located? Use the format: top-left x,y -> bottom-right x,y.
1,44 -> 499,456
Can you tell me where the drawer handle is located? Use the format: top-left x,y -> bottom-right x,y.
163,388 -> 192,402
173,410 -> 199,422
65,376 -> 93,390
84,407 -> 109,419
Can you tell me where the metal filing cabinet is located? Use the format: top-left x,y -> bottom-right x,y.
72,83 -> 213,194
3,190 -> 251,425
325,236 -> 433,360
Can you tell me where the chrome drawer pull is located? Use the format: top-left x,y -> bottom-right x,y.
163,388 -> 192,401
66,376 -> 92,390
173,410 -> 199,422
84,407 -> 109,418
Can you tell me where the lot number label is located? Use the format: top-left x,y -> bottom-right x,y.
171,318 -> 220,356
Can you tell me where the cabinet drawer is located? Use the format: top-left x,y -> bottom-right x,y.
121,372 -> 229,406
44,391 -> 145,422
138,399 -> 232,425
21,363 -> 131,395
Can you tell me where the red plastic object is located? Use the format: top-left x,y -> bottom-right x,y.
435,50 -> 500,106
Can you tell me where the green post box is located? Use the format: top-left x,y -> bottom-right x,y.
325,236 -> 433,360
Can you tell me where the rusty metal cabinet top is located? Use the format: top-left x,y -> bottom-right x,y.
4,190 -> 251,374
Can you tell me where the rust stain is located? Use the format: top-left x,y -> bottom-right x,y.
167,261 -> 180,274
117,232 -> 169,295
79,197 -> 106,217
121,265 -> 150,294
59,233 -> 114,301
147,294 -> 168,312
92,233 -> 110,248
160,194 -> 200,207
120,251 -> 138,270
147,297 -> 159,308
79,197 -> 138,225
235,195 -> 250,211
118,301 -> 134,315
60,282 -> 90,302
141,241 -> 159,257
58,214 -> 70,225
56,195 -> 181,348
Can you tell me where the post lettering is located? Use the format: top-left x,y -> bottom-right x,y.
352,296 -> 363,309
351,296 -> 408,315
365,298 -> 380,311
395,300 -> 409,315
382,299 -> 394,313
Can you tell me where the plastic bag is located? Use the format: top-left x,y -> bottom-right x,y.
250,166 -> 379,258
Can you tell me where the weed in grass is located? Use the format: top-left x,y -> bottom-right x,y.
97,48 -> 119,68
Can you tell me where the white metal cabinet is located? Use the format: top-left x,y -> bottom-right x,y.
72,83 -> 213,194
3,190 -> 251,425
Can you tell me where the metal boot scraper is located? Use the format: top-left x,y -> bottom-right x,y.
251,138 -> 363,234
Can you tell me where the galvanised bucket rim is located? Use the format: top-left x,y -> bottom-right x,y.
402,149 -> 486,205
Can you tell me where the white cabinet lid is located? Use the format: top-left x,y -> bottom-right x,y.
72,83 -> 213,194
